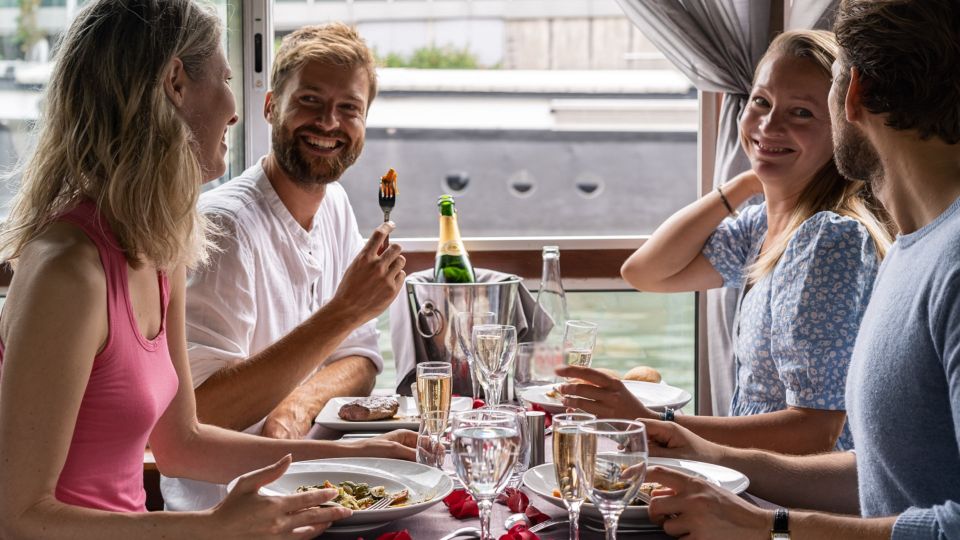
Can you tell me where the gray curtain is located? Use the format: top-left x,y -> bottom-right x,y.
614,0 -> 837,415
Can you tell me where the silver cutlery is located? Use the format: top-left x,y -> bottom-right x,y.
365,489 -> 408,511
528,517 -> 569,533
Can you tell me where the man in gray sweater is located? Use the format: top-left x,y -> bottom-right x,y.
638,1 -> 960,539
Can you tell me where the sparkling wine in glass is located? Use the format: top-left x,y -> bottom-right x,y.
576,420 -> 649,540
416,361 -> 453,423
451,410 -> 521,540
471,324 -> 517,406
454,311 -> 496,400
562,320 -> 599,367
552,412 -> 596,540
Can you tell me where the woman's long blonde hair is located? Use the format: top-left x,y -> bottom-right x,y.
746,30 -> 894,283
0,0 -> 222,270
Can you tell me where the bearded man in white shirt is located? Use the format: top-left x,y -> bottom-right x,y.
160,23 -> 411,511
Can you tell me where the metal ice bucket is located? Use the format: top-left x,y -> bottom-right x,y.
405,278 -> 521,396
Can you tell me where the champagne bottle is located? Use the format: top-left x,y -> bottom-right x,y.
434,194 -> 476,283
532,246 -> 568,345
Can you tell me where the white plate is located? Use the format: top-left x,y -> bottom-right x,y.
522,457 -> 749,522
315,396 -> 474,431
518,380 -> 692,414
227,457 -> 454,533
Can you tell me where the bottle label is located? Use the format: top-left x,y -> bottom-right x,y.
439,240 -> 464,256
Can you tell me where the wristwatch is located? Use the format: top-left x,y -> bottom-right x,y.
771,508 -> 791,539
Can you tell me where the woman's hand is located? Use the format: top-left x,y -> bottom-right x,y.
342,429 -> 417,461
209,455 -> 352,539
647,466 -> 771,540
555,365 -> 657,420
728,169 -> 764,198
641,418 -> 725,462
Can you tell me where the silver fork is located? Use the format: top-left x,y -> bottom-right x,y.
528,517 -> 569,533
366,489 -> 407,511
378,171 -> 396,245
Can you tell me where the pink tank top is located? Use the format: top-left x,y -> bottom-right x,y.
0,200 -> 179,512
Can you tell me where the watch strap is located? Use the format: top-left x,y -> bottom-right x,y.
773,508 -> 789,533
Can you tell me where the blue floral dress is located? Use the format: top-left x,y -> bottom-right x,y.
702,203 -> 880,450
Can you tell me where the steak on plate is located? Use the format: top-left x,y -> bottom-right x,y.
338,396 -> 400,421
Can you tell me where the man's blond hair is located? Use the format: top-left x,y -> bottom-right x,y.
272,23 -> 378,105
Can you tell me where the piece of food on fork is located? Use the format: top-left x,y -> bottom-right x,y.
379,167 -> 398,222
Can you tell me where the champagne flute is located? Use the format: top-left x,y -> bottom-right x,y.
552,412 -> 597,540
471,324 -> 518,406
576,420 -> 649,540
451,410 -> 521,540
563,320 -> 599,367
416,361 -> 453,421
454,311 -> 497,400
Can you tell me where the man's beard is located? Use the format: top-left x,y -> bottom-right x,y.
272,126 -> 363,187
832,91 -> 883,186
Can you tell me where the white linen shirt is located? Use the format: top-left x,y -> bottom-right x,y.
160,159 -> 382,511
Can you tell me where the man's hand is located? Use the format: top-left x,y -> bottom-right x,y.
555,365 -> 656,420
261,401 -> 313,440
642,418 -> 725,462
340,429 -> 417,461
647,466 -> 771,540
329,222 -> 405,324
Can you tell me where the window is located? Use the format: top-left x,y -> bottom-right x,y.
0,1 -> 246,216
264,0 -> 701,406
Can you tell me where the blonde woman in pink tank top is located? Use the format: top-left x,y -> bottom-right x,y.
0,2 -> 413,538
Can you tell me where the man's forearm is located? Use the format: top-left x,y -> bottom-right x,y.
789,512 -> 895,540
262,355 -> 377,438
720,447 -> 860,514
194,301 -> 368,431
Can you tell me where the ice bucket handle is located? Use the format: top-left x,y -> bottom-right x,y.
415,300 -> 445,339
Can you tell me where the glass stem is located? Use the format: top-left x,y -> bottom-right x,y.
468,357 -> 480,400
567,500 -> 583,540
603,513 -> 619,540
488,377 -> 503,406
478,499 -> 494,540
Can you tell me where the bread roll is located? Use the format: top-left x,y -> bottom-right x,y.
624,366 -> 662,383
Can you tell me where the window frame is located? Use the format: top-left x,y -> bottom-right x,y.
242,1 -> 723,413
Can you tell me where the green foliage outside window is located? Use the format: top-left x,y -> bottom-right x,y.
379,44 -> 489,70
14,0 -> 45,59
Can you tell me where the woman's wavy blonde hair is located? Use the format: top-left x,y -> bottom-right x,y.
0,0 -> 222,270
746,29 -> 894,283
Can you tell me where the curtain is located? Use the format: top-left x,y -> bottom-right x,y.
614,0 -> 837,415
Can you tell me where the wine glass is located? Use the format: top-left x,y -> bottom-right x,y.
576,420 -> 649,540
454,311 -> 497,400
484,404 -> 529,488
471,324 -> 517,406
563,320 -> 599,367
451,410 -> 521,540
552,412 -> 596,540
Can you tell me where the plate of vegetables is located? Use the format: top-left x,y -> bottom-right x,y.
227,458 -> 454,532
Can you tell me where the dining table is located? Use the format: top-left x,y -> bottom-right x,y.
307,423 -> 777,540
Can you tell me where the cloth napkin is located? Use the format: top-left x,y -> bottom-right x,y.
389,268 -> 539,393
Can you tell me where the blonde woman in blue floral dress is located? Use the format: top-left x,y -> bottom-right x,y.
558,30 -> 893,454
